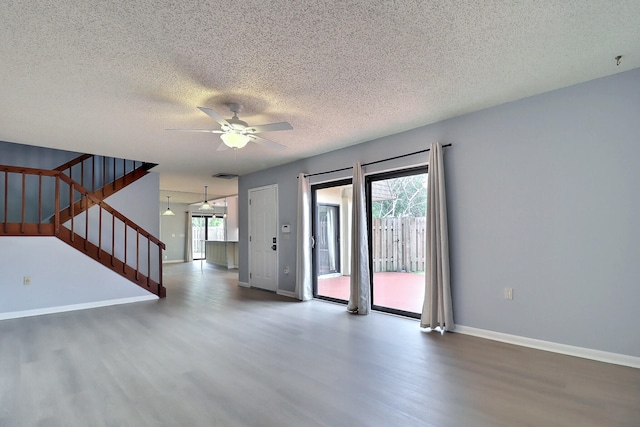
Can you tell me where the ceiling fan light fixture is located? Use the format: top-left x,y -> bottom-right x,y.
221,132 -> 250,149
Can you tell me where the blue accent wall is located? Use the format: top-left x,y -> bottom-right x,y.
239,69 -> 640,357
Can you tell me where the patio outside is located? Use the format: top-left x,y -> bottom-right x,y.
317,272 -> 425,314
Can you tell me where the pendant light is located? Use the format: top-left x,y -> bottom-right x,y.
200,185 -> 212,210
162,196 -> 175,216
223,197 -> 227,218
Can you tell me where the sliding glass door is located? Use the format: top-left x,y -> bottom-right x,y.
367,168 -> 427,318
192,216 -> 206,260
192,215 -> 225,260
312,180 -> 352,302
310,167 -> 427,318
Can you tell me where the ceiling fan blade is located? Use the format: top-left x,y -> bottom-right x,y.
166,128 -> 225,133
197,107 -> 231,127
246,122 -> 293,133
248,134 -> 286,150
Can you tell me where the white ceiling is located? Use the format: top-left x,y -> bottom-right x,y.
1,1 -> 638,204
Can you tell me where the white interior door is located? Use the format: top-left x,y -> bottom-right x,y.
249,185 -> 278,291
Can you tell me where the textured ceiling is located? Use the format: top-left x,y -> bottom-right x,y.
1,1 -> 639,204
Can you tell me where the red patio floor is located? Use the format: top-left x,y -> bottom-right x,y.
317,272 -> 425,314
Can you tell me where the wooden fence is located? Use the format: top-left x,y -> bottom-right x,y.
371,217 -> 426,273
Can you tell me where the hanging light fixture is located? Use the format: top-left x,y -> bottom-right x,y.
200,185 -> 212,210
162,196 -> 175,216
223,198 -> 227,218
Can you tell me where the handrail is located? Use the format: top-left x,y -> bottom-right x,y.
2,165 -> 59,176
54,154 -> 94,172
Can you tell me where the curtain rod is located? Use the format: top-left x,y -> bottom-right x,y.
302,143 -> 451,178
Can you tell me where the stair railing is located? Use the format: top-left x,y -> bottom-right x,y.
1,165 -> 165,297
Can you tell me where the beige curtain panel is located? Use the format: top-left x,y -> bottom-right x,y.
421,143 -> 455,331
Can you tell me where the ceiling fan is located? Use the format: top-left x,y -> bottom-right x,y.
167,103 -> 292,150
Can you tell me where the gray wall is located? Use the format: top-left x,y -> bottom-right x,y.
160,203 -> 190,262
239,68 -> 640,357
0,140 -> 78,168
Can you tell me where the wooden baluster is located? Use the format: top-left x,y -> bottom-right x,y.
123,222 -> 127,273
102,156 -> 106,197
111,213 -> 115,267
68,179 -> 73,216
3,169 -> 8,233
84,195 -> 88,251
147,238 -> 151,287
38,173 -> 42,234
98,202 -> 102,259
21,170 -> 25,234
113,158 -> 116,191
81,159 -> 85,189
70,183 -> 74,242
54,176 -> 60,236
135,227 -> 139,281
158,244 -> 164,296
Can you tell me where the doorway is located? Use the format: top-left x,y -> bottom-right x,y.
310,167 -> 428,318
367,167 -> 427,318
191,215 -> 226,260
312,180 -> 351,302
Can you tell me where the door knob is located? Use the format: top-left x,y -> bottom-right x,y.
271,244 -> 277,251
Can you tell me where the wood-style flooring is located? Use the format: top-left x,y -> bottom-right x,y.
1,262 -> 639,426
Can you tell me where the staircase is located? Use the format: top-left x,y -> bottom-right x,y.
0,157 -> 166,298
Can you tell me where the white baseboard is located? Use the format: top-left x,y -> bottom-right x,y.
455,325 -> 640,369
162,260 -> 184,264
0,295 -> 159,321
276,289 -> 297,299
238,281 -> 250,288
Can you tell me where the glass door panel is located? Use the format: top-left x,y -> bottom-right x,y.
369,169 -> 427,317
191,215 -> 225,260
317,204 -> 340,275
192,216 -> 206,260
313,180 -> 352,302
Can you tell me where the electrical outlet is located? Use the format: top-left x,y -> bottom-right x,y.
284,266 -> 290,275
23,276 -> 31,285
504,287 -> 513,300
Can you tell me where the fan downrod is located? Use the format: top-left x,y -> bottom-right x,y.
227,103 -> 242,116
